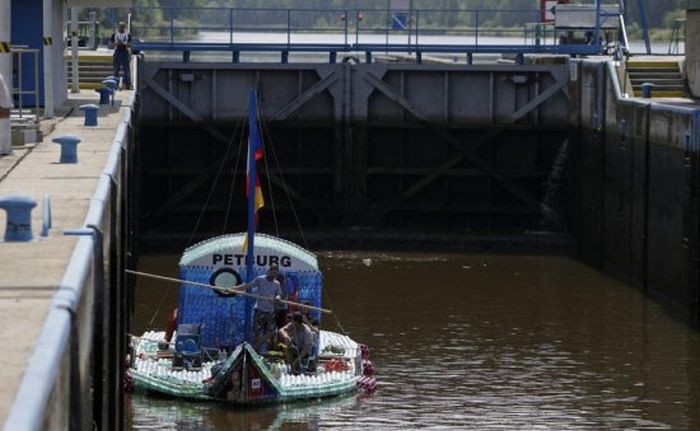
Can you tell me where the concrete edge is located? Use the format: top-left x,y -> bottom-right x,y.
1,91 -> 136,431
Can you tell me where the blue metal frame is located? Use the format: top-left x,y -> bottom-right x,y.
129,6 -> 614,59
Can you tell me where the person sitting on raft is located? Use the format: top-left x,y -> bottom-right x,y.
278,312 -> 314,374
231,264 -> 282,351
301,303 -> 320,371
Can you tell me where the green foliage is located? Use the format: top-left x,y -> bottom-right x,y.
92,1 -> 690,36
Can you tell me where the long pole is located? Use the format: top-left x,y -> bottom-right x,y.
245,88 -> 259,342
125,270 -> 333,314
42,0 -> 55,117
246,88 -> 258,284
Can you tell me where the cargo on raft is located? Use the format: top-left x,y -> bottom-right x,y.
127,233 -> 377,405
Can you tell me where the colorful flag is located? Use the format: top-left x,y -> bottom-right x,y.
242,135 -> 264,252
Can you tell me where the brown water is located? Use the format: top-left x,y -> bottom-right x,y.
127,252 -> 700,430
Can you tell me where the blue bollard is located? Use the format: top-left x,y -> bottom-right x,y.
641,82 -> 655,99
102,79 -> 118,91
52,135 -> 81,163
95,87 -> 113,105
0,195 -> 37,242
79,104 -> 100,127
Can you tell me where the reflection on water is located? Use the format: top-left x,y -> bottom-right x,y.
129,252 -> 700,430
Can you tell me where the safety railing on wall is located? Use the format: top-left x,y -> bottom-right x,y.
668,18 -> 686,55
128,5 -> 618,58
11,48 -> 40,122
2,90 -> 135,431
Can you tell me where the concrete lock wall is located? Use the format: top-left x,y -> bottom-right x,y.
572,59 -> 700,322
136,61 -> 573,247
2,93 -> 136,431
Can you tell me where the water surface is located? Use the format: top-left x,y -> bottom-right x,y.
128,252 -> 700,430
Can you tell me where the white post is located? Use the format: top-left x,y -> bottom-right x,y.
0,0 -> 11,86
71,7 -> 79,93
0,0 -> 11,155
42,0 -> 54,118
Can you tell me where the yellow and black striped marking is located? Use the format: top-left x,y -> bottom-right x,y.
43,36 -> 53,46
0,42 -> 11,53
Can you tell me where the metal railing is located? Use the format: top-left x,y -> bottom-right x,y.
668,18 -> 686,55
11,47 -> 40,122
64,11 -> 99,50
128,6 -> 618,57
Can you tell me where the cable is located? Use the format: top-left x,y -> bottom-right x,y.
186,117 -> 242,247
257,103 -> 309,249
222,120 -> 246,234
256,101 -> 280,237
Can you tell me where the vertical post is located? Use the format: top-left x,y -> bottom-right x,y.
635,0 -> 651,54
385,0 -> 390,51
0,0 -> 11,87
71,7 -> 79,93
475,10 -> 479,47
0,0 -> 11,155
34,50 -> 40,120
170,8 -> 175,45
415,9 -> 420,47
229,8 -> 234,45
594,0 -> 602,50
42,0 -> 54,117
245,88 -> 258,341
286,9 -> 291,48
89,11 -> 96,49
344,9 -> 348,48
18,51 -> 23,118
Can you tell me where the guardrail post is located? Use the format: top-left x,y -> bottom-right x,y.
53,293 -> 81,431
229,8 -> 233,45
286,9 -> 291,48
64,226 -> 106,430
169,8 -> 175,45
343,9 -> 348,47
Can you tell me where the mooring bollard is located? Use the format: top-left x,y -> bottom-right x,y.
102,79 -> 118,91
0,195 -> 37,242
52,135 -> 81,164
101,79 -> 118,106
95,87 -> 113,105
641,82 -> 655,99
79,104 -> 100,127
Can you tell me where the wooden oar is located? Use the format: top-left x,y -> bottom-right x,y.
125,269 -> 332,314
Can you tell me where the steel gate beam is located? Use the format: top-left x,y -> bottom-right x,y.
362,71 -> 568,226
270,72 -> 339,121
141,74 -> 319,224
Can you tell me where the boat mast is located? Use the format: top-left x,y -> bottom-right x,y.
246,88 -> 259,283
244,89 -> 260,343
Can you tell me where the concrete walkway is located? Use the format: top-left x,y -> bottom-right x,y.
0,89 -> 132,426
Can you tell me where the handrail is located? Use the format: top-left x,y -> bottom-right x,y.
128,6 -> 615,57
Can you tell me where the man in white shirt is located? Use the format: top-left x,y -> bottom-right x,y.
233,264 -> 282,351
110,21 -> 132,89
